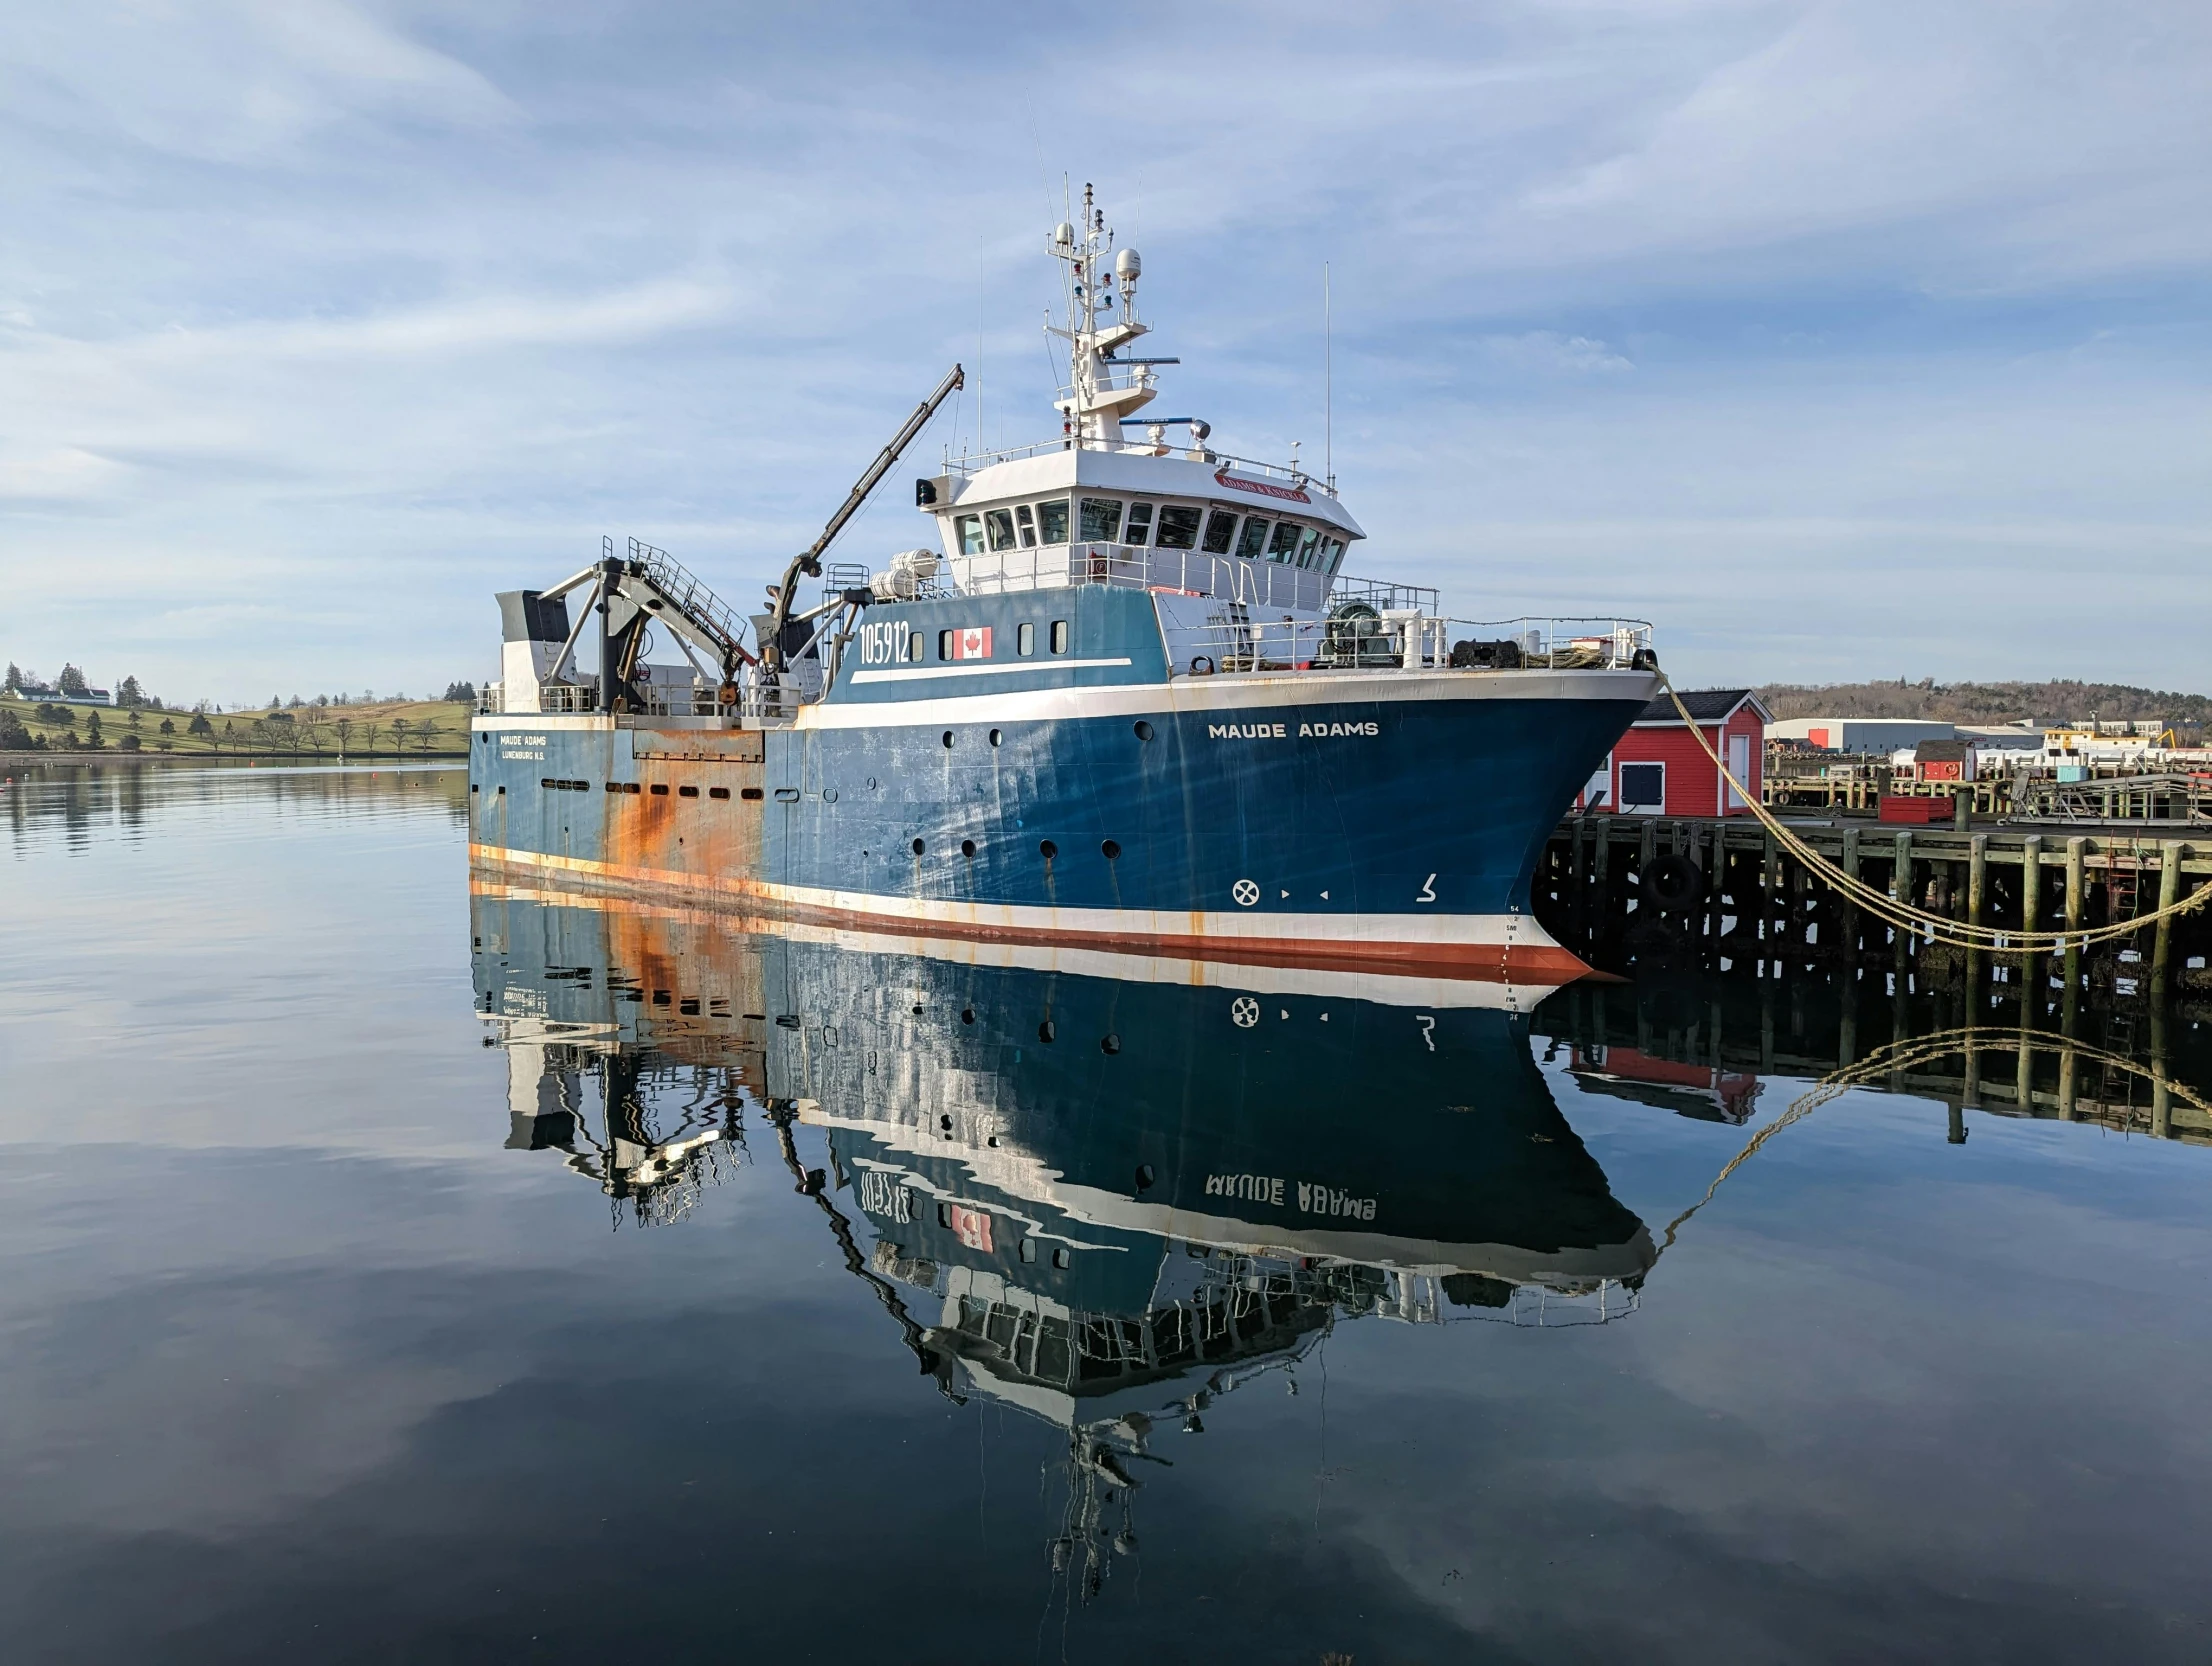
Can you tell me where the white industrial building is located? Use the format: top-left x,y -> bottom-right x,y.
1768,717 -> 1956,754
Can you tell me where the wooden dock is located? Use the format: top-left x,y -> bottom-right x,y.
1534,814 -> 2212,1002
1535,969 -> 2208,1145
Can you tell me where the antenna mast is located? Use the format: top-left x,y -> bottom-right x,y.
1324,262 -> 1333,494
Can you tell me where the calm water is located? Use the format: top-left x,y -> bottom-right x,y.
7,761 -> 2212,1664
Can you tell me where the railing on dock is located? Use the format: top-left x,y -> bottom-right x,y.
1170,615 -> 1654,678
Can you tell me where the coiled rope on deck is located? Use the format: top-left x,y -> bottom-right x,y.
1657,676 -> 2211,955
1658,1025 -> 2210,1252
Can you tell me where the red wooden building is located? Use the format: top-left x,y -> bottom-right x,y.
1577,688 -> 1771,817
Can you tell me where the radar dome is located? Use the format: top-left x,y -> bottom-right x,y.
1052,221 -> 1074,247
1114,248 -> 1141,280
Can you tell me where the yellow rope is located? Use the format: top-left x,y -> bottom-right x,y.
1659,1025 -> 2205,1250
1658,676 -> 2210,955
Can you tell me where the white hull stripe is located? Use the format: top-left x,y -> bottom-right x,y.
847,657 -> 1133,684
471,877 -> 1545,1009
469,845 -> 1587,977
805,667 -> 1658,730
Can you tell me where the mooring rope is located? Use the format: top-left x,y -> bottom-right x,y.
1658,1024 -> 2208,1252
1657,676 -> 2210,955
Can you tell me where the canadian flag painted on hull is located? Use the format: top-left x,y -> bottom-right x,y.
953,626 -> 993,659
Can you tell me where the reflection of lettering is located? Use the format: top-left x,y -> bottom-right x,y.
858,1169 -> 912,1224
946,1203 -> 993,1252
1416,1014 -> 1436,1052
1204,1172 -> 1284,1206
1297,1182 -> 1378,1222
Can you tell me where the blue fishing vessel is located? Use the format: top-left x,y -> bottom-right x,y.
468,185 -> 1660,985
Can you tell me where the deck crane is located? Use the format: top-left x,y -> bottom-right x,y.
762,363 -> 964,675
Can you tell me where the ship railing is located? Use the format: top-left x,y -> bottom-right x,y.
478,683 -> 504,714
627,537 -> 750,663
1053,365 -> 1157,404
949,543 -> 1338,611
1170,616 -> 1656,678
942,437 -> 1323,488
944,544 -> 1434,615
631,681 -> 802,725
538,683 -> 599,713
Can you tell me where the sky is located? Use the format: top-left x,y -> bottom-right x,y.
1,0 -> 2207,705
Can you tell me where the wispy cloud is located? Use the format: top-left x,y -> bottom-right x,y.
0,0 -> 2205,699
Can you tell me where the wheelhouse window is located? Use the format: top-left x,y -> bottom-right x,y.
1321,537 -> 1347,574
1294,526 -> 1322,569
1014,504 -> 1037,548
1037,498 -> 1071,545
986,509 -> 1017,552
1050,620 -> 1070,654
1078,497 -> 1122,542
1017,622 -> 1036,655
1124,502 -> 1155,545
1201,509 -> 1238,555
1234,517 -> 1270,560
1266,520 -> 1302,562
955,514 -> 984,556
1155,504 -> 1202,549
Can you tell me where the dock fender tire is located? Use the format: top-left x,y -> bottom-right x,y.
1640,852 -> 1704,912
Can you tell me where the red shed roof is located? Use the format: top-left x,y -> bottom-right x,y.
1631,688 -> 1771,727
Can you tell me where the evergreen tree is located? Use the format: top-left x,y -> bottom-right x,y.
57,663 -> 90,698
187,711 -> 213,737
84,711 -> 104,748
117,675 -> 144,708
4,662 -> 19,694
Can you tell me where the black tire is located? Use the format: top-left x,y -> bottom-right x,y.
1640,852 -> 1704,912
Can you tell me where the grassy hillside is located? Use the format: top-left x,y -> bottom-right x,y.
0,694 -> 473,757
1755,679 -> 2212,727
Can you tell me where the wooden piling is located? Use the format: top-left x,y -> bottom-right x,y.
1966,833 -> 1988,999
2152,841 -> 2184,996
2152,1001 -> 2172,1139
1842,825 -> 1862,958
2064,836 -> 2086,1002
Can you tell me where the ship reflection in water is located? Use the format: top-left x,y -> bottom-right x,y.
472,881 -> 1652,1596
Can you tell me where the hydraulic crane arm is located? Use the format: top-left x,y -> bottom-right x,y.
764,363 -> 963,671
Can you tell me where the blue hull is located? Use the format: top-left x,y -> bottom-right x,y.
469,587 -> 1655,979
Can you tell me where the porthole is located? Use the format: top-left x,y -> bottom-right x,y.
649,783 -> 669,795
961,1008 -> 975,1024
1100,839 -> 1121,860
1038,1019 -> 1056,1043
988,729 -> 1002,746
1133,720 -> 1154,742
679,785 -> 699,798
1134,1163 -> 1154,1189
711,786 -> 732,800
961,838 -> 976,858
733,787 -> 755,800
1102,1034 -> 1122,1056
1039,839 -> 1058,860
941,730 -> 954,748
911,837 -> 926,855
1050,620 -> 1070,654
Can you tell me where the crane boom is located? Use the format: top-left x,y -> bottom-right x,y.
764,363 -> 964,671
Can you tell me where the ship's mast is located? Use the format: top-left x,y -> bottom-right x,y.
1048,183 -> 1163,446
